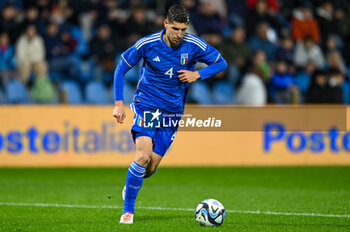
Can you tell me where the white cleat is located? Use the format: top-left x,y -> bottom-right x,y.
119,212 -> 134,224
122,185 -> 126,201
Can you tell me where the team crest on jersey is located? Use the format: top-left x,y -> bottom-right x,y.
181,53 -> 188,65
135,114 -> 143,127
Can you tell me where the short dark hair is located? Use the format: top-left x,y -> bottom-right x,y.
166,4 -> 189,24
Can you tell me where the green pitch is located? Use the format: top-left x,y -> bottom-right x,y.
0,167 -> 349,231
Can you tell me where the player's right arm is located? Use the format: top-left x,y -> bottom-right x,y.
112,45 -> 142,124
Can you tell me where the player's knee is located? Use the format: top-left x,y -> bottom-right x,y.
135,137 -> 153,166
135,152 -> 151,166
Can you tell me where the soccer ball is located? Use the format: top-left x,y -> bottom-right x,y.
195,199 -> 226,226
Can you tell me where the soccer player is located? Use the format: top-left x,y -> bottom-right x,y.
113,4 -> 227,224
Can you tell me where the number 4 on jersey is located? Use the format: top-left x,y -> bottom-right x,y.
165,67 -> 174,79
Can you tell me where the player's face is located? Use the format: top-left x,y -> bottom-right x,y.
164,19 -> 188,46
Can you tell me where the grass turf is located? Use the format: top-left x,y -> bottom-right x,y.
0,167 -> 349,231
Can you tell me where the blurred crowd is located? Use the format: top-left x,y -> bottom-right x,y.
0,0 -> 350,105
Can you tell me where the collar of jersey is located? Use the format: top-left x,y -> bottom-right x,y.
161,29 -> 183,51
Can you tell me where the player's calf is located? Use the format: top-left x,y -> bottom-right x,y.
145,166 -> 158,178
144,152 -> 163,178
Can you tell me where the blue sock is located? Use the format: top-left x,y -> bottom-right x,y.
123,161 -> 146,214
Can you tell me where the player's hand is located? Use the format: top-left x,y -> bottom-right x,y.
177,70 -> 200,83
112,101 -> 126,124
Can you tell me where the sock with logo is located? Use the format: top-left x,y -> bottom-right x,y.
123,161 -> 146,214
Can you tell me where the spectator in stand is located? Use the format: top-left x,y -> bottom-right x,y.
27,0 -> 52,14
90,24 -> 118,82
0,0 -> 23,9
29,0 -> 52,31
326,51 -> 347,76
293,61 -> 317,98
315,1 -> 337,43
323,35 -> 341,55
199,0 -> 227,19
0,4 -> 22,44
236,65 -> 267,105
325,68 -> 344,103
179,0 -> 197,15
304,67 -> 344,105
202,29 -> 223,50
252,49 -> 271,83
305,70 -> 328,103
0,32 -> 15,86
20,6 -> 42,34
244,0 -> 282,37
336,3 -> 350,41
16,24 -> 47,84
249,22 -> 276,61
276,36 -> 295,66
222,27 -> 251,69
247,0 -> 280,13
59,0 -> 80,26
336,3 -> 350,65
79,2 -> 99,42
294,37 -> 325,69
269,59 -> 299,104
291,2 -> 321,44
44,23 -> 61,60
44,23 -> 77,80
226,0 -> 247,28
192,1 -> 222,36
322,35 -> 346,74
221,27 -> 251,84
48,4 -> 73,34
61,30 -> 77,55
98,0 -> 127,35
122,5 -> 154,46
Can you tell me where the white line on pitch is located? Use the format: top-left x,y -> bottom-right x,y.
0,202 -> 349,218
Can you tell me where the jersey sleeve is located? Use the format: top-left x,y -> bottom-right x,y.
114,44 -> 143,101
194,44 -> 227,80
121,45 -> 143,68
194,43 -> 221,64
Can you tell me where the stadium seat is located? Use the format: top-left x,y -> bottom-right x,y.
71,57 -> 94,83
49,72 -> 64,82
342,81 -> 350,104
294,72 -> 311,94
60,80 -> 83,104
227,64 -> 241,86
70,26 -> 89,57
5,79 -> 30,104
189,81 -> 212,104
213,81 -> 234,104
0,87 -> 4,103
85,80 -> 109,104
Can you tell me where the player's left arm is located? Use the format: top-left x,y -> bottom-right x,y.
178,44 -> 227,83
113,45 -> 142,124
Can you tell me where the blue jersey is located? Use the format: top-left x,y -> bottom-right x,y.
115,29 -> 227,114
